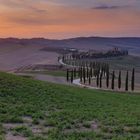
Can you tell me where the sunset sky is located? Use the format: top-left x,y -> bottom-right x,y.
0,0 -> 140,39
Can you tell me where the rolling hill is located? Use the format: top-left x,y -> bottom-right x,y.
0,37 -> 140,55
0,37 -> 140,72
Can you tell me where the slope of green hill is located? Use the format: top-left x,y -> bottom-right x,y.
0,72 -> 140,140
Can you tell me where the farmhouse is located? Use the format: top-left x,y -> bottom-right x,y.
71,47 -> 128,59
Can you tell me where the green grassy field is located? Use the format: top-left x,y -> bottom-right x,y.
0,72 -> 140,140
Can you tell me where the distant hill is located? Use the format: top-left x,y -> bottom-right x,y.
0,37 -> 140,56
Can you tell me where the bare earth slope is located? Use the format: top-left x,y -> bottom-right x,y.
0,45 -> 59,71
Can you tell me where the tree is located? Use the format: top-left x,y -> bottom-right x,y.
87,67 -> 89,79
96,71 -> 99,87
83,67 -> 86,84
63,55 -> 66,63
111,71 -> 115,90
90,67 -> 93,77
125,71 -> 129,91
106,69 -> 109,88
66,69 -> 69,82
80,67 -> 83,82
131,68 -> 135,91
118,71 -> 121,89
58,56 -> 60,62
89,75 -> 91,85
99,71 -> 103,88
71,70 -> 73,83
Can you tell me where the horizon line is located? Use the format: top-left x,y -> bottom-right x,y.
1,36 -> 140,40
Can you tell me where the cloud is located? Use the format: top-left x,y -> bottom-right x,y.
0,0 -> 47,13
28,6 -> 47,13
92,5 -> 129,10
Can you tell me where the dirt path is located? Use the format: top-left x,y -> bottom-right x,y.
73,78 -> 99,89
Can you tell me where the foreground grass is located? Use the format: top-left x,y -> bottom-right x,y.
0,72 -> 140,140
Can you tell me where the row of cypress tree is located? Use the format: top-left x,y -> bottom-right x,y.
63,54 -> 135,92
67,68 -> 135,91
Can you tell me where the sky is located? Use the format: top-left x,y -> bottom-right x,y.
0,0 -> 140,39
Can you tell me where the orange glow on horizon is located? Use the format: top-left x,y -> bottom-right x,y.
0,1 -> 140,39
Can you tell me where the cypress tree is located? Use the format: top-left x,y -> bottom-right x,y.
111,71 -> 115,90
80,67 -> 83,82
82,67 -> 84,77
131,68 -> 135,91
83,67 -> 86,84
89,75 -> 91,85
66,69 -> 69,82
71,70 -> 73,83
90,67 -> 93,77
118,71 -> 121,89
96,71 -> 99,87
106,69 -> 109,88
125,71 -> 129,91
99,71 -> 103,88
87,67 -> 89,79
58,56 -> 60,62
